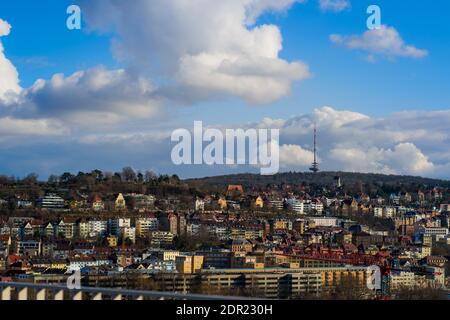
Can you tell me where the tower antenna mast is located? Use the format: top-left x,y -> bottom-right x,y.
309,124 -> 319,173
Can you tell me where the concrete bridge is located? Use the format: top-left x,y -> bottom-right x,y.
0,282 -> 249,301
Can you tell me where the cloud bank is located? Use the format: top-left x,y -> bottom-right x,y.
271,107 -> 448,177
0,105 -> 448,179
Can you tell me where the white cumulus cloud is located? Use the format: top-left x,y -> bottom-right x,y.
257,106 -> 450,177
78,0 -> 310,104
0,117 -> 67,137
330,143 -> 434,176
0,19 -> 21,103
11,66 -> 162,126
319,0 -> 351,12
330,25 -> 428,60
0,18 -> 12,36
0,18 -> 163,132
245,0 -> 305,24
279,144 -> 315,168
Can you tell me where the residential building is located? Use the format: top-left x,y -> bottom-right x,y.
37,194 -> 65,210
91,195 -> 105,212
88,220 -> 108,238
115,193 -> 127,211
150,231 -> 175,246
176,255 -> 204,274
136,216 -> 158,237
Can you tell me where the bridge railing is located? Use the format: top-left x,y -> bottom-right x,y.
0,282 -> 252,301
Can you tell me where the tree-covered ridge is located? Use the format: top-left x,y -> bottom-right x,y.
186,171 -> 450,196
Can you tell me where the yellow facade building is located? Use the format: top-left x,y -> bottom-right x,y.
115,193 -> 127,210
218,197 -> 227,210
254,196 -> 264,208
107,235 -> 118,247
176,255 -> 204,274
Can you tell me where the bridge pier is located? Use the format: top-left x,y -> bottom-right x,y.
73,291 -> 83,300
54,290 -> 64,300
18,288 -> 28,300
1,287 -> 11,300
93,293 -> 102,300
36,289 -> 47,300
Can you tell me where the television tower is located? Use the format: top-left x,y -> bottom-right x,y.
309,124 -> 319,173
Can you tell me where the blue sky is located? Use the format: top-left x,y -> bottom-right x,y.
0,0 -> 449,179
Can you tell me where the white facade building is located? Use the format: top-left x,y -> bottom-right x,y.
88,220 -> 108,238
309,217 -> 340,227
38,194 -> 65,210
287,199 -> 304,214
374,207 -> 383,218
195,199 -> 205,211
122,227 -> 136,244
108,218 -> 131,236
